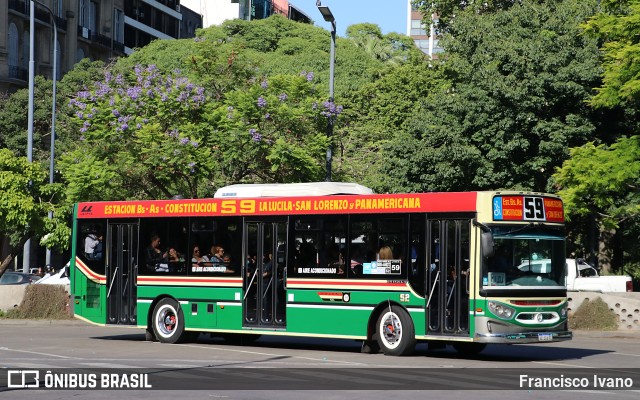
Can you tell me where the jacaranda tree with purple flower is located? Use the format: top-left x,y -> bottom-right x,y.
62,65 -> 214,200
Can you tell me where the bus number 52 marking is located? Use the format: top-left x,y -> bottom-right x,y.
524,197 -> 545,221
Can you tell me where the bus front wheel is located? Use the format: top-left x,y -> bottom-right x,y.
376,305 -> 416,356
151,298 -> 185,344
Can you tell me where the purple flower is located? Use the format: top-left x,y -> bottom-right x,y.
306,72 -> 314,82
190,140 -> 199,148
227,106 -> 234,112
126,86 -> 142,100
257,96 -> 267,108
249,128 -> 262,142
264,113 -> 271,120
76,111 -> 84,119
278,93 -> 288,102
112,109 -> 120,117
261,80 -> 268,89
188,162 -> 196,168
180,137 -> 190,145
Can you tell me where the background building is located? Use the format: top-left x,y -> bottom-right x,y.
180,0 -> 310,28
1,0 -> 202,94
406,1 -> 442,58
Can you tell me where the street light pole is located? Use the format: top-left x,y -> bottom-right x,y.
32,0 -> 58,267
23,0 -> 36,273
317,1 -> 336,182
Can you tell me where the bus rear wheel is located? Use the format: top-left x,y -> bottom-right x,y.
152,298 -> 185,344
376,305 -> 416,356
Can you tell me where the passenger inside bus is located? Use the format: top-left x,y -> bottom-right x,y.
208,245 -> 225,264
191,245 -> 208,267
326,244 -> 344,274
378,246 -> 393,260
145,234 -> 169,272
349,245 -> 365,275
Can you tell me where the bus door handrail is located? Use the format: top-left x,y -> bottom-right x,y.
243,267 -> 259,301
426,270 -> 440,309
107,266 -> 118,299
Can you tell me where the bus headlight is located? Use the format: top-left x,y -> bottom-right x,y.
560,304 -> 568,317
488,301 -> 515,320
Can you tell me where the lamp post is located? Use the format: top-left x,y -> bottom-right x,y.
25,1 -> 58,269
23,0 -> 36,273
316,1 -> 336,182
40,1 -> 58,267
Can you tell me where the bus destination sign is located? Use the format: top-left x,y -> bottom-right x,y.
493,195 -> 564,223
76,193 -> 478,219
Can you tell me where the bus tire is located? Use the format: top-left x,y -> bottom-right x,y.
376,305 -> 416,356
452,342 -> 486,355
151,298 -> 185,344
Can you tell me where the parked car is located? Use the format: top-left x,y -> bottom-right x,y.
566,258 -> 633,292
0,271 -> 36,285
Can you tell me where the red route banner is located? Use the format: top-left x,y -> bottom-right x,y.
544,198 -> 564,222
500,196 -> 524,221
76,192 -> 478,219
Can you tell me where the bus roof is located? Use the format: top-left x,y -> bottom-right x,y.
213,182 -> 374,198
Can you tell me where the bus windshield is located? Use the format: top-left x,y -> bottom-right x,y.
483,225 -> 565,288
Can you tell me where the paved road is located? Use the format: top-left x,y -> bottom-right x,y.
1,320 -> 639,399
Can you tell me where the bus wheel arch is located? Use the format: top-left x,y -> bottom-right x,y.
150,296 -> 185,344
372,302 -> 416,356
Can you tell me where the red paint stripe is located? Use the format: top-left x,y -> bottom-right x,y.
288,279 -> 406,287
137,277 -> 242,284
75,258 -> 105,281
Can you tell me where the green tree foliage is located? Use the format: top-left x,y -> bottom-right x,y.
583,0 -> 640,109
0,149 -> 68,275
554,1 -> 640,273
413,0 -> 523,32
0,59 -> 107,161
341,62 -> 447,190
553,137 -> 640,228
382,0 -> 602,193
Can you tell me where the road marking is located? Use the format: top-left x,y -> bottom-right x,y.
79,362 -> 142,369
532,361 -> 591,368
0,347 -> 76,359
616,352 -> 640,357
174,343 -> 366,365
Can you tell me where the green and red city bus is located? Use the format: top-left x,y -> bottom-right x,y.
71,183 -> 571,355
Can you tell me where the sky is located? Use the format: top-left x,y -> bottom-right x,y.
290,0 -> 409,37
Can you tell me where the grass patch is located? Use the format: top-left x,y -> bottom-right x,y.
4,285 -> 72,319
569,297 -> 618,331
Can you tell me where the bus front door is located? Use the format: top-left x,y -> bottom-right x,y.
243,220 -> 287,328
106,223 -> 138,325
426,218 -> 471,336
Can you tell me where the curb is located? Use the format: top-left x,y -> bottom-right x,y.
0,318 -> 85,326
571,329 -> 640,339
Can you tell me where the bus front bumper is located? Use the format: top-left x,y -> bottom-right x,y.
476,330 -> 572,344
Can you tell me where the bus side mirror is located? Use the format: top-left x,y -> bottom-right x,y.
481,232 -> 494,258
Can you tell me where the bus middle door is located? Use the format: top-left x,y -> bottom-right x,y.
243,219 -> 287,328
106,223 -> 138,325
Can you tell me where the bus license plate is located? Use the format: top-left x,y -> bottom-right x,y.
538,333 -> 553,341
